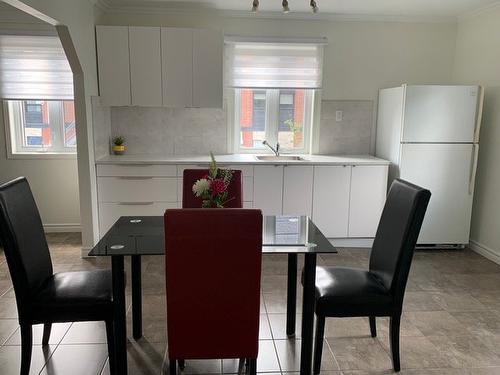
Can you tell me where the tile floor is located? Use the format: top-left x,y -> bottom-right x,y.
1,233 -> 500,374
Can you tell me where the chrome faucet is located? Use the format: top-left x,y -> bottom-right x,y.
262,140 -> 280,156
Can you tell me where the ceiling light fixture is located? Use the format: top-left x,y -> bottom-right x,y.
310,0 -> 318,13
252,0 -> 259,12
282,0 -> 290,13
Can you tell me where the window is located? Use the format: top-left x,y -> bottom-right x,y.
5,100 -> 76,155
225,37 -> 325,153
0,35 -> 75,157
234,89 -> 314,153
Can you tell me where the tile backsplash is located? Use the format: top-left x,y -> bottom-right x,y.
108,105 -> 227,155
318,100 -> 374,155
92,97 -> 374,157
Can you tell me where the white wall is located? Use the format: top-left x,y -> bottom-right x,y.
453,6 -> 500,260
0,109 -> 81,230
6,0 -> 103,250
0,2 -> 80,231
100,12 -> 458,102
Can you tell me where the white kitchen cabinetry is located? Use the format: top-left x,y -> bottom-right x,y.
283,166 -> 314,216
193,29 -> 223,108
312,166 -> 351,238
162,28 -> 193,107
96,26 -> 131,106
96,26 -> 222,108
129,27 -> 162,106
253,165 -> 284,215
348,165 -> 388,237
96,161 -> 388,241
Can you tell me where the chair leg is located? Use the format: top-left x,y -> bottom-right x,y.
42,323 -> 52,346
247,358 -> 257,375
369,316 -> 377,338
313,315 -> 325,375
105,319 -> 116,375
390,315 -> 401,372
169,359 -> 177,375
20,324 -> 32,375
178,359 -> 185,370
237,358 -> 245,375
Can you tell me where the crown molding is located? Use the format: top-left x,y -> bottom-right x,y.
95,0 -> 457,24
457,0 -> 500,21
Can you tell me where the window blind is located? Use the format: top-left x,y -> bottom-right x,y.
225,37 -> 325,89
0,35 -> 73,100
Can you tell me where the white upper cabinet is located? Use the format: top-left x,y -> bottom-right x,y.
162,28 -> 193,107
348,165 -> 388,238
253,165 -> 284,215
96,26 -> 131,106
283,166 -> 313,216
193,29 -> 223,108
96,26 -> 223,108
312,166 -> 351,238
129,27 -> 162,107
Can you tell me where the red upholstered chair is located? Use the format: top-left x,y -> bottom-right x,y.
164,209 -> 262,375
182,169 -> 243,208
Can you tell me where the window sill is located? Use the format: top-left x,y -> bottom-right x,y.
7,152 -> 77,160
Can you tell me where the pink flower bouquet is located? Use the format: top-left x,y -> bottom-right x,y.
192,153 -> 234,208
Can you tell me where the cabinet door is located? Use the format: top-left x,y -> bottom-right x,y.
96,26 -> 131,106
129,27 -> 162,106
283,166 -> 313,216
348,165 -> 388,237
162,28 -> 193,107
312,166 -> 351,238
253,165 -> 283,215
193,29 -> 223,108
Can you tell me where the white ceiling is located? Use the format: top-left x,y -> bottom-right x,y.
108,0 -> 499,17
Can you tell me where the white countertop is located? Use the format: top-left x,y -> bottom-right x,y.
96,154 -> 390,166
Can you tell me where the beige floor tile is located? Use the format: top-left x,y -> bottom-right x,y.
404,311 -> 463,337
0,345 -> 54,375
402,292 -> 444,312
324,317 -> 371,338
430,291 -> 487,312
6,322 -> 71,346
268,313 -> 301,339
327,337 -> 392,372
39,344 -> 108,375
0,319 -> 18,345
274,339 -> 339,372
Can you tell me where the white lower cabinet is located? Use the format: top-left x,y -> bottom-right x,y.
253,165 -> 284,215
348,165 -> 388,237
96,162 -> 388,240
283,166 -> 314,216
312,166 -> 351,238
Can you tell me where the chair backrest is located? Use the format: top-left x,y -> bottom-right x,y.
0,177 -> 53,319
369,179 -> 431,310
165,209 -> 262,359
182,169 -> 243,208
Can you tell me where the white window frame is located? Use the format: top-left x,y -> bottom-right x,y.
231,89 -> 315,154
3,100 -> 77,159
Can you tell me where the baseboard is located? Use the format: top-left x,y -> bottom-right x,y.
329,238 -> 374,248
43,223 -> 81,233
469,240 -> 500,265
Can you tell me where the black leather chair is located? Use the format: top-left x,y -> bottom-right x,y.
311,179 -> 431,373
0,177 -> 116,375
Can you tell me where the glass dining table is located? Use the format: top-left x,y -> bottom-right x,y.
89,215 -> 337,375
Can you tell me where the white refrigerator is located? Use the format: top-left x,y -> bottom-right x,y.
375,84 -> 484,246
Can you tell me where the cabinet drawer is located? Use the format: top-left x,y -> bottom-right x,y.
99,201 -> 177,237
97,164 -> 177,177
98,177 -> 177,202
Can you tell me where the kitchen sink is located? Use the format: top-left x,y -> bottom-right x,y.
256,155 -> 307,161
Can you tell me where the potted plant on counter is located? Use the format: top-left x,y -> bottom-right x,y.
112,136 -> 126,155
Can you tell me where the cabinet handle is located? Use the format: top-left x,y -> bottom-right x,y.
117,164 -> 154,167
117,202 -> 155,205
469,145 -> 479,195
117,176 -> 154,180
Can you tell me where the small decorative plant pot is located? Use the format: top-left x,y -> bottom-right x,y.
112,145 -> 125,155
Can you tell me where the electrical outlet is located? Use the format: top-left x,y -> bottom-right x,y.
336,110 -> 343,122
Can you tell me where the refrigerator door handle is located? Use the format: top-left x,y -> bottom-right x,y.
474,86 -> 484,143
469,144 -> 479,195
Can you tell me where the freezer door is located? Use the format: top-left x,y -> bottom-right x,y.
400,143 -> 477,245
402,85 -> 481,143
